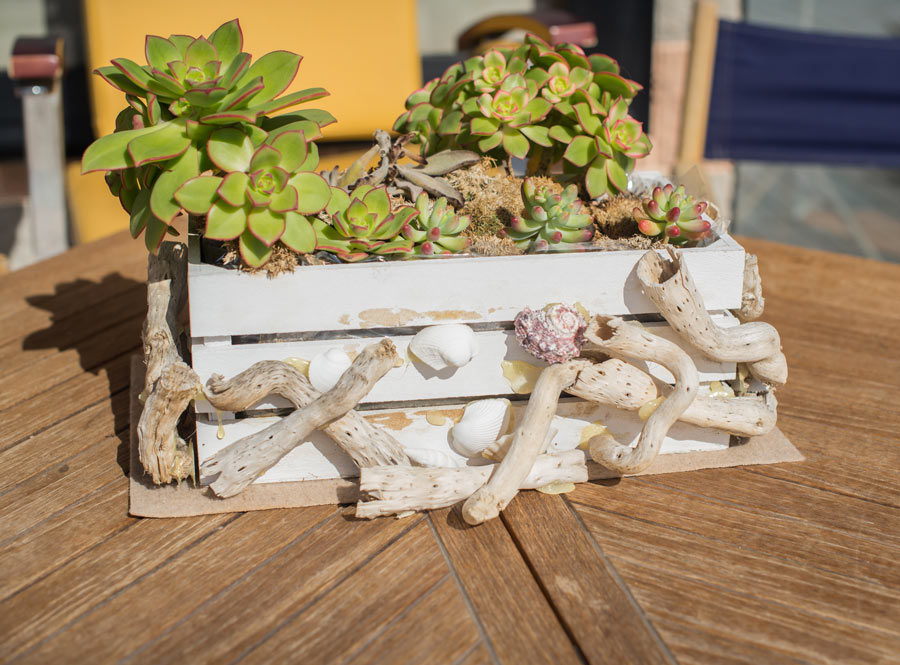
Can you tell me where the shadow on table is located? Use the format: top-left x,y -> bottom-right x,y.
22,273 -> 146,477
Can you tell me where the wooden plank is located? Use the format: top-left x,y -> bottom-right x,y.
502,492 -> 674,664
196,400 -> 729,485
188,234 -> 744,337
241,522 -> 450,664
75,510 -> 422,665
0,512 -> 232,660
345,578 -> 482,665
428,507 -> 582,665
190,317 -> 738,414
571,499 -> 900,636
455,644 -> 495,665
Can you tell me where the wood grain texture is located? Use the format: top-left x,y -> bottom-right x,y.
428,507 -> 583,665
503,492 -> 675,665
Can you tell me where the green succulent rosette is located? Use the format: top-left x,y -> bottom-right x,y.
401,193 -> 471,256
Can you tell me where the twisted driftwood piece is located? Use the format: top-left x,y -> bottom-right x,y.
737,253 -> 765,322
357,449 -> 591,519
461,359 -> 590,525
585,317 -> 698,474
636,248 -> 787,385
138,242 -> 199,484
567,357 -> 778,437
204,360 -> 410,468
201,339 -> 398,498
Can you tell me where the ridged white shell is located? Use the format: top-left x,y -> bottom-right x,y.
405,447 -> 458,468
308,348 -> 352,392
450,398 -> 511,457
409,324 -> 478,371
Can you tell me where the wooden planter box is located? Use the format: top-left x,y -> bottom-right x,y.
188,232 -> 747,485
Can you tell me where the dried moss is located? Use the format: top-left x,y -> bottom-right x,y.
468,235 -> 523,257
446,158 -> 524,237
592,193 -> 641,239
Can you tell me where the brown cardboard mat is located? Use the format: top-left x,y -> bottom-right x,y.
128,357 -> 803,518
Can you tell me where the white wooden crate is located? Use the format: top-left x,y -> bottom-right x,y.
187,233 -> 746,485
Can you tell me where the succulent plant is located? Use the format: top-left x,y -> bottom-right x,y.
81,18 -> 335,264
633,184 -> 712,245
313,185 -> 418,262
501,178 -> 593,252
401,193 -> 471,256
394,33 -> 651,199
172,126 -> 330,266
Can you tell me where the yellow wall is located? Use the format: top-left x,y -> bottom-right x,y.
82,0 -> 421,141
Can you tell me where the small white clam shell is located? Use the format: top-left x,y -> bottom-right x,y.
409,324 -> 478,371
405,447 -> 459,468
450,398 -> 511,457
308,348 -> 352,392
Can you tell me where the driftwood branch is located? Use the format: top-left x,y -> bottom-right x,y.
137,242 -> 199,484
201,339 -> 399,498
566,357 -> 778,437
204,360 -> 410,468
636,248 -> 787,385
737,253 -> 765,322
357,449 -> 591,519
461,359 -> 589,525
585,317 -> 698,474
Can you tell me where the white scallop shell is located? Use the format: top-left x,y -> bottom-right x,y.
409,324 -> 479,371
308,348 -> 352,392
405,447 -> 459,468
450,398 -> 511,457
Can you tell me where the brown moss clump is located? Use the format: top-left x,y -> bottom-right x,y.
446,158 -> 523,237
468,235 -> 523,257
591,193 -> 642,239
221,240 -> 314,277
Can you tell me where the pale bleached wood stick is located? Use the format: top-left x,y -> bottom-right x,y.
566,357 -> 778,437
201,339 -> 398,498
737,253 -> 765,322
461,359 -> 590,525
137,242 -> 200,484
585,317 -> 698,474
636,248 -> 787,385
204,360 -> 410,468
357,449 -> 591,519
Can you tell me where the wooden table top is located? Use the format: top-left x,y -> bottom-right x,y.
1,232 -> 898,665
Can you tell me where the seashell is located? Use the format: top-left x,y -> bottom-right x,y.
450,398 -> 511,457
308,348 -> 352,392
409,324 -> 479,371
405,447 -> 458,468
514,303 -> 587,364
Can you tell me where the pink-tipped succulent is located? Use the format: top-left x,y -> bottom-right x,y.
501,178 -> 594,252
514,303 -> 587,364
633,184 -> 712,245
313,185 -> 417,262
402,193 -> 471,256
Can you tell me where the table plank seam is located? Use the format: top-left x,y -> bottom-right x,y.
10,512 -> 244,664
628,477 -> 900,550
223,514 -> 426,665
605,554 -> 900,642
741,466 -> 900,511
451,640 -> 485,665
115,506 -> 345,665
560,497 -> 679,665
427,514 -> 502,665
569,501 -> 900,611
336,573 -> 454,665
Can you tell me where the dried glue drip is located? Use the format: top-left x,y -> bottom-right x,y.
425,411 -> 447,426
215,409 -> 225,440
638,396 -> 665,421
578,421 -> 609,450
708,380 -> 735,398
537,481 -> 576,494
393,355 -> 405,368
283,357 -> 310,375
501,360 -> 543,394
137,390 -> 148,405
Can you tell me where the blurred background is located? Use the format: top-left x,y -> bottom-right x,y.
1,0 -> 898,270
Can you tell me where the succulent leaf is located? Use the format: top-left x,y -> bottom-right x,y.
634,185 -> 712,245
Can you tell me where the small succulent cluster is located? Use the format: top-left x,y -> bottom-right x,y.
83,18 -> 334,264
501,178 -> 593,252
394,34 -> 651,199
633,184 -> 712,245
514,303 -> 587,364
403,193 -> 471,256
